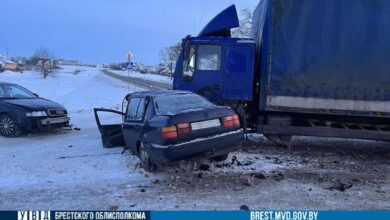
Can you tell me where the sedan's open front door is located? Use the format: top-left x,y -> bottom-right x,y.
93,108 -> 126,148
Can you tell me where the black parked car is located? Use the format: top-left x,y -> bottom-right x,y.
94,90 -> 244,172
0,82 -> 70,137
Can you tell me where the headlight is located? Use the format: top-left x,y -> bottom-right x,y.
26,111 -> 48,117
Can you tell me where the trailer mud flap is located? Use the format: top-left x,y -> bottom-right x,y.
93,108 -> 126,148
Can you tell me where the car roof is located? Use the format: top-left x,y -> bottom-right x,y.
129,90 -> 193,98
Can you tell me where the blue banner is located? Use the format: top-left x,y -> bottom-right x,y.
2,211 -> 389,220
152,211 -> 389,220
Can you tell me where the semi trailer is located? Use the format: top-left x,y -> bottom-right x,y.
173,0 -> 390,142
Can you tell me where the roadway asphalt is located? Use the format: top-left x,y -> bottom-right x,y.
101,69 -> 171,90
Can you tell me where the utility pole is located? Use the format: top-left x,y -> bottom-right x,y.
126,52 -> 134,91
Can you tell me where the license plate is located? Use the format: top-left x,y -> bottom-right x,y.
41,117 -> 70,125
191,119 -> 221,130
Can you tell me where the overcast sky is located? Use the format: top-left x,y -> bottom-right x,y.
0,0 -> 258,65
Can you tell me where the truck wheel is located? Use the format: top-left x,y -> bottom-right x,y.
0,114 -> 21,137
139,142 -> 157,172
211,154 -> 229,162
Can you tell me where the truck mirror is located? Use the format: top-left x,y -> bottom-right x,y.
125,94 -> 131,101
182,35 -> 192,60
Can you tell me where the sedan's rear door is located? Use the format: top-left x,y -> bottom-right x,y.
122,97 -> 147,152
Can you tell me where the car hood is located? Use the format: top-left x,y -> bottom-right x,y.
3,98 -> 65,111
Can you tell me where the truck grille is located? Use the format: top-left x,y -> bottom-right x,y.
48,109 -> 67,117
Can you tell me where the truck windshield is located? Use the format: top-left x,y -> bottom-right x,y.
154,93 -> 215,115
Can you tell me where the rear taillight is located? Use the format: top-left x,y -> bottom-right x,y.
223,114 -> 240,128
232,114 -> 240,126
162,123 -> 192,139
162,126 -> 177,139
177,123 -> 191,136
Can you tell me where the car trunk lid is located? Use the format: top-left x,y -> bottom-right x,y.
164,106 -> 239,143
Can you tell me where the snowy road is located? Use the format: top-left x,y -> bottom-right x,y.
0,66 -> 389,210
101,69 -> 171,90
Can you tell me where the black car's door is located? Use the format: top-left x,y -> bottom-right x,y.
122,97 -> 147,152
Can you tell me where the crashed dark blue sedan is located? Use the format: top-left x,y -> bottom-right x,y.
0,82 -> 70,137
94,90 -> 244,172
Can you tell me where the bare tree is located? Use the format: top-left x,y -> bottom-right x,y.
232,8 -> 254,38
31,47 -> 55,78
159,42 -> 181,79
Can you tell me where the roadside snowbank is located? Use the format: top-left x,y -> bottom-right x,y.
109,69 -> 172,85
0,66 -> 141,114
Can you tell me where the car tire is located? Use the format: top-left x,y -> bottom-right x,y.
139,142 -> 157,172
211,154 -> 229,162
0,114 -> 21,137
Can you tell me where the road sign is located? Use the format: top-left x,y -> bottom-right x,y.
126,62 -> 134,70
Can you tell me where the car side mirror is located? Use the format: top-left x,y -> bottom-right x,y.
33,93 -> 39,98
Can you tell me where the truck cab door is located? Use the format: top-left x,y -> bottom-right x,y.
180,43 -> 224,103
223,43 -> 256,100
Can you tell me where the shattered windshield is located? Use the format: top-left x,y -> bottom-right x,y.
154,93 -> 215,115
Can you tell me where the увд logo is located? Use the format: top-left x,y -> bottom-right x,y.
18,211 -> 51,220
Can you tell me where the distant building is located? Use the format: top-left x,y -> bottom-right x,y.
4,60 -> 19,71
0,55 -> 22,72
56,59 -> 82,66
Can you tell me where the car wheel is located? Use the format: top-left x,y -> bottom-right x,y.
139,142 -> 157,172
211,154 -> 229,162
0,114 -> 21,137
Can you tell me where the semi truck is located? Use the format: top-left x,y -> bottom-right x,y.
173,0 -> 390,142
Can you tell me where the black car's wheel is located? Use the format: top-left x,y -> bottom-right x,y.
139,142 -> 157,172
0,114 -> 21,137
211,154 -> 229,162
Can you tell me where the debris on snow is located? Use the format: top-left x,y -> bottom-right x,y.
198,164 -> 210,171
252,173 -> 266,180
240,205 -> 250,210
109,205 -> 119,211
327,182 -> 353,192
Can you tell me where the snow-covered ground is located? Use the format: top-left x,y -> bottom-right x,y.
0,66 -> 149,209
109,69 -> 173,85
0,66 -> 389,210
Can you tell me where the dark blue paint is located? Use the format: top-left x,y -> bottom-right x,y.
176,0 -> 390,114
198,5 -> 239,37
0,82 -> 69,134
119,90 -> 243,164
255,0 -> 390,105
173,37 -> 255,101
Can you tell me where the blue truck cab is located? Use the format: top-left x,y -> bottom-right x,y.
173,5 -> 256,104
174,37 -> 255,102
